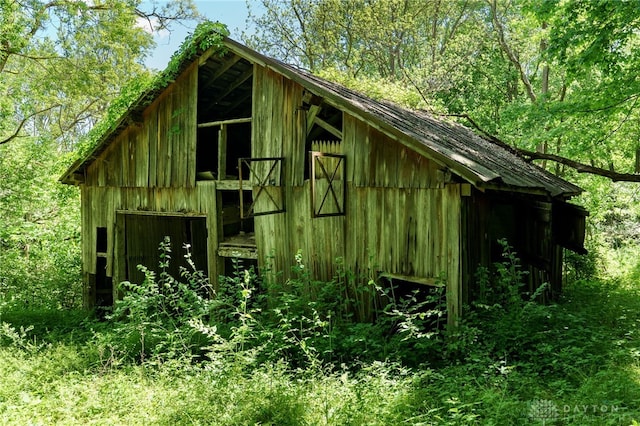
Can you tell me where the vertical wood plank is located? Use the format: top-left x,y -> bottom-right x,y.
445,184 -> 461,327
186,63 -> 198,188
148,109 -> 158,188
218,124 -> 227,179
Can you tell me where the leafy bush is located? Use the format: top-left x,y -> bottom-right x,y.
101,242 -> 454,369
105,237 -> 219,363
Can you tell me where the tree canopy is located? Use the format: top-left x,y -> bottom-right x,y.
0,0 -> 201,148
246,0 -> 640,184
0,0 -> 201,307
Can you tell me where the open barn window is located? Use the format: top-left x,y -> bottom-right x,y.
92,227 -> 112,315
196,119 -> 252,181
553,202 -> 588,254
378,272 -> 447,331
302,94 -> 343,180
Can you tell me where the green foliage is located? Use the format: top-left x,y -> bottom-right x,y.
2,241 -> 640,424
105,237 -> 217,363
0,139 -> 82,310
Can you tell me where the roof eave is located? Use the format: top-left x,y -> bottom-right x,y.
479,180 -> 583,199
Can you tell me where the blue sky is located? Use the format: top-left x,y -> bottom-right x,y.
143,0 -> 262,70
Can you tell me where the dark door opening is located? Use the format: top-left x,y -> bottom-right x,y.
123,214 -> 208,285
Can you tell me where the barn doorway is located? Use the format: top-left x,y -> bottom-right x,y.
120,213 -> 208,286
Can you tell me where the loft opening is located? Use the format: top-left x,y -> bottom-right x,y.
196,120 -> 252,180
196,52 -> 253,180
303,94 -> 343,180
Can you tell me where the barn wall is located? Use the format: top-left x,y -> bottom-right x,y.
343,114 -> 442,189
251,65 -> 306,186
80,182 -> 219,308
81,61 -> 462,321
251,65 -> 461,322
85,61 -> 198,189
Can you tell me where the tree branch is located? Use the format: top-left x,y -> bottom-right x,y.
517,149 -> 640,182
0,104 -> 61,146
442,112 -> 640,183
489,0 -> 537,103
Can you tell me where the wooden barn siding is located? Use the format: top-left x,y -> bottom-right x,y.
343,115 -> 441,189
252,65 -> 332,278
251,65 -> 461,321
85,61 -> 198,189
80,182 -> 219,304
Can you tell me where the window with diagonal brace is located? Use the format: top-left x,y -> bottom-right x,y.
238,157 -> 285,218
310,151 -> 346,217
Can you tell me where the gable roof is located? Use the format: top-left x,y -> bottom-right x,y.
61,31 -> 582,198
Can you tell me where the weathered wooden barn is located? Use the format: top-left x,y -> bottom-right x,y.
61,31 -> 587,325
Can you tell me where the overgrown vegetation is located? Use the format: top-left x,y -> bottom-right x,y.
1,239 -> 639,425
3,2 -> 640,424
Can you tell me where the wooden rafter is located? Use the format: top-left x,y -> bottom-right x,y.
199,54 -> 241,91
200,67 -> 253,116
227,92 -> 253,115
218,68 -> 253,100
313,116 -> 342,139
306,105 -> 321,136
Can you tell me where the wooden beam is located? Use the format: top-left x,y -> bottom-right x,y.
199,67 -> 253,117
306,105 -> 321,136
216,68 -> 253,102
218,124 -> 227,179
199,54 -> 242,92
379,272 -> 443,287
197,117 -> 252,128
227,92 -> 253,115
313,116 -> 342,139
114,210 -> 207,218
217,246 -> 258,259
214,180 -> 253,190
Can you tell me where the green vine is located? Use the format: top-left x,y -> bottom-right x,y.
71,21 -> 229,165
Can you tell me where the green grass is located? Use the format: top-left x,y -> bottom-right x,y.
1,276 -> 639,425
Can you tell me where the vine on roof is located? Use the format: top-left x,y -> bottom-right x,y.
158,20 -> 230,88
71,21 -> 229,165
